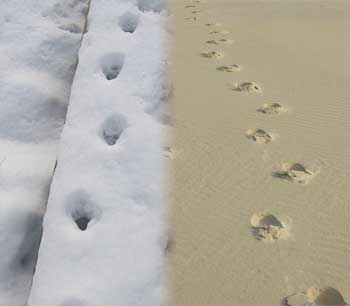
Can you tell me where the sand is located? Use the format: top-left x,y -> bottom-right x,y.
169,0 -> 350,305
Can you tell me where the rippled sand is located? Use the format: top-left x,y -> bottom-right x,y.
169,0 -> 350,304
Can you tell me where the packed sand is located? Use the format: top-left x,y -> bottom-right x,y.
169,0 -> 350,305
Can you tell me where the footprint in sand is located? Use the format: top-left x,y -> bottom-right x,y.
246,129 -> 273,144
205,22 -> 222,27
258,103 -> 287,114
209,29 -> 230,35
200,51 -> 224,59
186,16 -> 199,21
185,4 -> 196,8
284,286 -> 347,306
206,40 -> 219,45
191,10 -> 201,14
218,38 -> 233,44
207,38 -> 233,45
163,146 -> 176,159
274,163 -> 317,184
217,64 -> 241,72
250,213 -> 288,242
232,82 -> 261,93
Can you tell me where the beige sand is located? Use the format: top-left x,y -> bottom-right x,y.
169,0 -> 350,305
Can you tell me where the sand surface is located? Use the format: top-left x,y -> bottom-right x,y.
169,0 -> 350,304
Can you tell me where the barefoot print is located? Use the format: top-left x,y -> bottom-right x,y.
207,38 -> 234,45
246,129 -> 273,144
258,103 -> 287,114
205,22 -> 222,27
274,163 -> 317,184
284,287 -> 347,306
232,82 -> 261,93
163,146 -> 176,159
186,16 -> 199,21
250,213 -> 289,242
217,64 -> 241,72
200,51 -> 224,59
209,29 -> 230,35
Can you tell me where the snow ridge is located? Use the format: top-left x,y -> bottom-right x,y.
0,1 -> 89,306
27,0 -> 169,305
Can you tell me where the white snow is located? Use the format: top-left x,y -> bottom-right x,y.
26,0 -> 169,306
0,1 -> 89,305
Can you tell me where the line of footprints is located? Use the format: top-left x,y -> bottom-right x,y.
185,2 -> 318,184
182,1 -> 347,304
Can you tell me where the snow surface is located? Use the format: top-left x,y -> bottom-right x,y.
26,0 -> 169,306
0,1 -> 88,306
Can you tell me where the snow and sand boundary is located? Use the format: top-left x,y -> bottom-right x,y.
27,1 -> 169,306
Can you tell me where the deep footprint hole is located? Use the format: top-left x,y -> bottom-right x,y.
66,190 -> 101,231
314,287 -> 347,306
101,52 -> 125,80
74,216 -> 90,231
259,214 -> 283,228
118,12 -> 140,33
274,163 -> 316,184
285,287 -> 347,306
101,113 -> 128,146
250,213 -> 286,241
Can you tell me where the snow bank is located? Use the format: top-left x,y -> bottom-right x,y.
0,1 -> 89,305
27,0 -> 169,305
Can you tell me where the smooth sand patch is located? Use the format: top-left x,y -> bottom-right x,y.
169,0 -> 350,305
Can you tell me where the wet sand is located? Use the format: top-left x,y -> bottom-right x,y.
169,0 -> 350,305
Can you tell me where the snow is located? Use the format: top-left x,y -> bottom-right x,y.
0,1 -> 89,306
26,0 -> 169,306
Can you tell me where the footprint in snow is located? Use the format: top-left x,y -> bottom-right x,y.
101,113 -> 128,146
66,190 -> 102,231
118,12 -> 140,33
100,52 -> 125,80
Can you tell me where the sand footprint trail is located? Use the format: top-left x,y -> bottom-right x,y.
185,1 -> 201,21
171,0 -> 349,305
